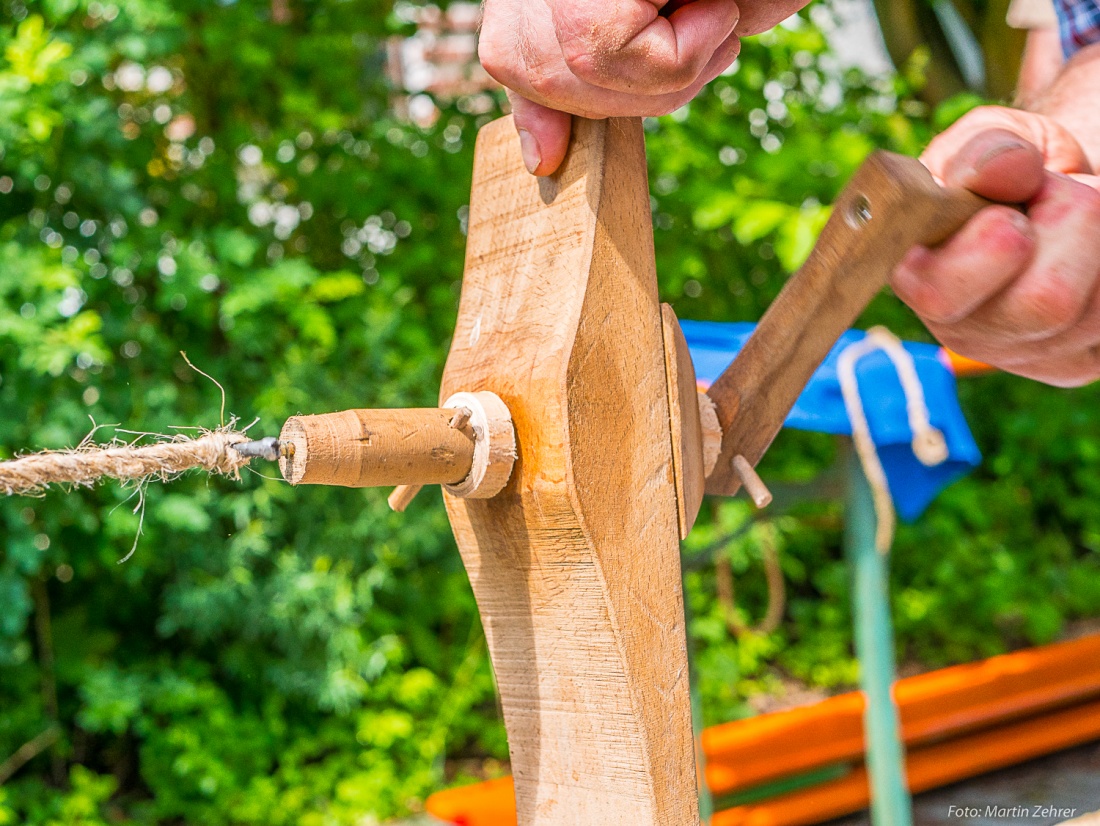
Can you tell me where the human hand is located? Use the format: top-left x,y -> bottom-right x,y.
891,107 -> 1100,386
478,0 -> 804,175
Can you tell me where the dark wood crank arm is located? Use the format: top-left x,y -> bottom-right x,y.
704,150 -> 992,497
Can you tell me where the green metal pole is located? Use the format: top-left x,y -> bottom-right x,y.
845,449 -> 913,826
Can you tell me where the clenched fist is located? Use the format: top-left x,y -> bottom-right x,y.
893,107 -> 1100,386
478,0 -> 804,174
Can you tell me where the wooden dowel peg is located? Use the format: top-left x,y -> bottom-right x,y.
449,407 -> 472,430
388,484 -> 423,512
732,454 -> 772,509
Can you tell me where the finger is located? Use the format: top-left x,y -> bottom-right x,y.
940,128 -> 1045,203
1008,346 -> 1100,387
484,7 -> 736,124
929,172 -> 1100,345
508,92 -> 572,176
922,106 -> 1093,183
734,0 -> 810,36
892,206 -> 1036,325
928,289 -> 1100,385
690,29 -> 742,88
930,316 -> 1100,386
933,174 -> 1100,377
492,51 -> 727,121
551,0 -> 740,96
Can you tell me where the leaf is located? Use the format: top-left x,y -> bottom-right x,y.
308,272 -> 365,303
775,204 -> 831,271
692,192 -> 741,231
933,92 -> 987,131
213,230 -> 260,268
733,200 -> 790,245
156,494 -> 213,533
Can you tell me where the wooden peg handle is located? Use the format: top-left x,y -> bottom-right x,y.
705,151 -> 991,496
388,484 -> 424,512
732,454 -> 772,508
278,408 -> 475,488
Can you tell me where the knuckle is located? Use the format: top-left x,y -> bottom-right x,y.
960,105 -> 1000,123
1017,275 -> 1084,335
902,278 -> 959,325
954,105 -> 1018,133
920,296 -> 961,326
477,38 -> 512,85
648,53 -> 704,91
914,294 -> 956,325
525,66 -> 564,101
981,208 -> 1031,249
1054,374 -> 1098,388
644,93 -> 695,117
559,47 -> 607,84
1085,347 -> 1100,386
644,51 -> 707,92
1041,354 -> 1100,388
930,328 -> 975,359
559,36 -> 701,94
1076,184 -> 1100,222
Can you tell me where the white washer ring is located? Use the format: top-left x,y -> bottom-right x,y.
441,391 -> 516,499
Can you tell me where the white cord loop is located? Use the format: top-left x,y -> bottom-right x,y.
837,326 -> 947,553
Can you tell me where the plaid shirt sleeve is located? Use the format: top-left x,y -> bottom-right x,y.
1055,0 -> 1100,56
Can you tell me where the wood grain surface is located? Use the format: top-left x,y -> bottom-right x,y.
440,116 -> 700,825
279,408 -> 474,487
662,304 -> 706,540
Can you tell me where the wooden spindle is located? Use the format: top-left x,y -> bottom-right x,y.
278,408 -> 474,488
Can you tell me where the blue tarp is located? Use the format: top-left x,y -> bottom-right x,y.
682,320 -> 981,520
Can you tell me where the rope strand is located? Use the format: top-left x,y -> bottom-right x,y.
0,430 -> 252,496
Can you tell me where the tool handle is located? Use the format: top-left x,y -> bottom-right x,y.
705,150 -> 990,496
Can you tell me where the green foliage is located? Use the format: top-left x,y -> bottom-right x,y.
0,2 -> 1098,823
0,1 -> 501,821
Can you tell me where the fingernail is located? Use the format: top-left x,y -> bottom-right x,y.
976,141 -> 1027,169
517,128 -> 540,174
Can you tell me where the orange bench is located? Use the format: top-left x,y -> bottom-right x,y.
427,633 -> 1100,826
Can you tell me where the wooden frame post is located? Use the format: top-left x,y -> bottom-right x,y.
440,116 -> 701,825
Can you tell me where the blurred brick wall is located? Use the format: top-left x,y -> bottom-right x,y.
386,3 -> 499,125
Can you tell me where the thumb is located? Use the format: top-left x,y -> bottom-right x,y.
940,128 -> 1046,203
921,108 -> 1093,202
508,91 -> 572,176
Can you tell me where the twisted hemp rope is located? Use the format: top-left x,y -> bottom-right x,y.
0,429 -> 252,496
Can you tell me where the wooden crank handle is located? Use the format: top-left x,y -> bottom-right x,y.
704,150 -> 993,497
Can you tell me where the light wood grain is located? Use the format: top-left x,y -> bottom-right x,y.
441,116 -> 700,825
704,151 -> 989,496
278,408 -> 473,487
662,304 -> 706,540
387,483 -> 423,512
731,455 -> 772,508
697,392 -> 722,479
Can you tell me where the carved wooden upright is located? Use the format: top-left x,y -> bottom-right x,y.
440,117 -> 700,825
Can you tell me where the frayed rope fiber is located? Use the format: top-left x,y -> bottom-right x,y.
0,429 -> 252,496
